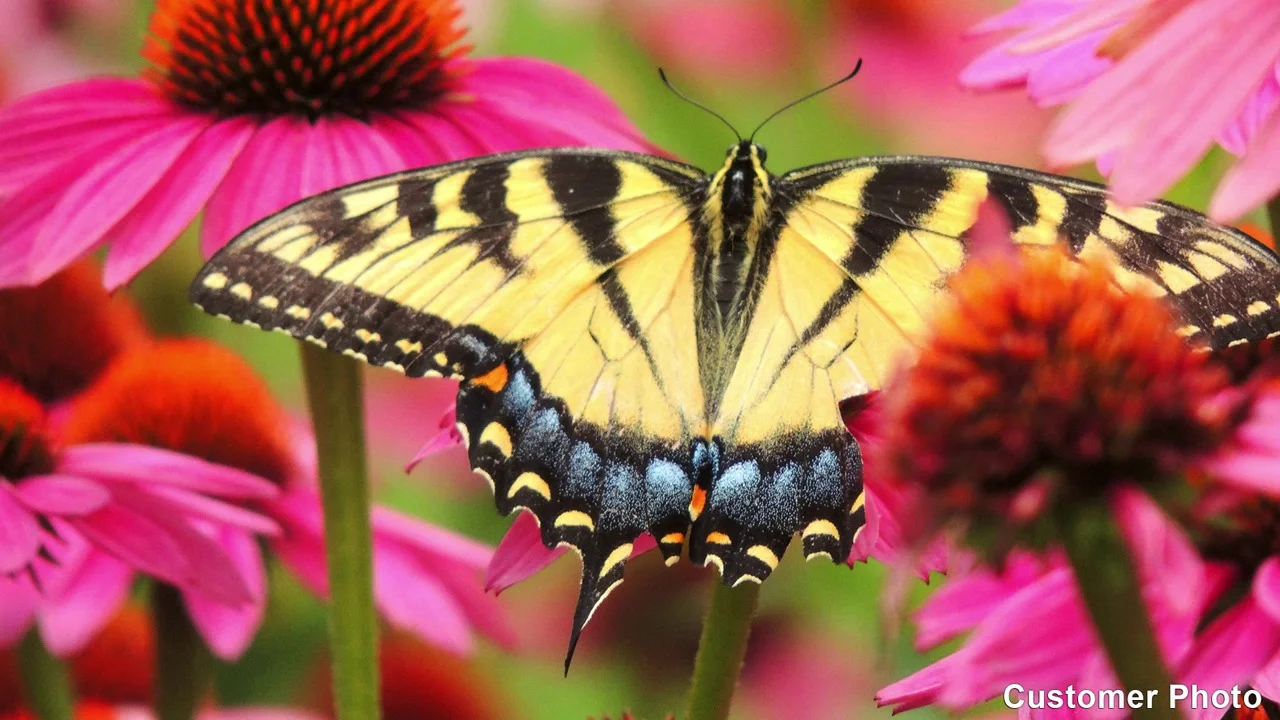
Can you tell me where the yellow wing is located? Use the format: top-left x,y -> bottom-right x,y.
689,156 -> 1280,577
190,148 -> 709,662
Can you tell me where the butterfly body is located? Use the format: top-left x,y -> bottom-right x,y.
192,142 -> 1280,663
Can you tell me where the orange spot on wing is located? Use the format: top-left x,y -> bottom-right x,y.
472,363 -> 508,393
660,532 -> 684,545
706,531 -> 731,545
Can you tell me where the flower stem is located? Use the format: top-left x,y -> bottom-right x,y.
152,583 -> 214,720
300,344 -> 380,720
18,630 -> 74,720
685,582 -> 761,720
1058,502 -> 1180,720
1267,195 -> 1280,241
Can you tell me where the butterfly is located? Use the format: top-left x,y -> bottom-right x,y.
190,103 -> 1280,666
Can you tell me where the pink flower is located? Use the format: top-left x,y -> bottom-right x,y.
0,0 -> 654,289
877,489 -> 1214,713
33,339 -> 512,660
0,378 -> 281,652
826,0 -> 1050,164
962,0 -> 1280,220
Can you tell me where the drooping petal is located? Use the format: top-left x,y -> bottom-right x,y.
876,652 -> 964,713
374,541 -> 475,655
1252,556 -> 1280,624
27,115 -> 213,284
38,549 -> 134,656
486,510 -> 565,594
937,568 -> 1094,708
0,574 -> 40,647
912,552 -> 1049,650
967,0 -> 1088,36
1252,651 -> 1280,699
102,116 -> 256,289
201,117 -> 304,257
327,116 -> 405,183
1045,0 -> 1280,205
60,443 -> 279,500
11,475 -> 110,515
372,504 -> 492,569
1024,30 -> 1113,107
1219,68 -> 1280,155
1211,111 -> 1280,221
462,58 -> 651,150
1177,596 -> 1280,720
0,482 -> 42,573
183,527 -> 267,660
70,485 -> 252,606
141,484 -> 280,536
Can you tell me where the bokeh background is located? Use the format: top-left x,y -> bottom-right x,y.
0,1 -> 1254,718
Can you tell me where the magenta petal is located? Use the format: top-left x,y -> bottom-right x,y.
875,653 -> 958,712
60,443 -> 279,500
71,486 -> 252,606
374,542 -> 475,654
0,575 -> 40,647
327,116 -> 404,182
1046,0 -> 1280,206
0,482 -> 42,573
1201,447 -> 1280,497
486,510 -> 564,594
1219,69 -> 1280,156
143,485 -> 279,536
102,116 -> 256,289
1178,596 -> 1280,720
1253,651 -> 1280,699
27,115 -> 212,284
913,554 -> 1048,650
201,117 -> 305,256
1024,30 -> 1113,107
1211,113 -> 1280,221
463,58 -> 650,150
967,0 -> 1082,36
372,504 -> 491,568
268,493 -> 330,597
39,549 -> 133,656
1254,557 -> 1280,623
184,528 -> 267,660
12,475 -> 110,516
938,568 -> 1094,707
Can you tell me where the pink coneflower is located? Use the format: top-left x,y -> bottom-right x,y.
0,377 -> 281,650
0,0 -> 654,290
877,490 -> 1215,712
961,0 -> 1280,220
44,339 -> 511,660
877,249 -> 1246,558
873,241 -> 1280,713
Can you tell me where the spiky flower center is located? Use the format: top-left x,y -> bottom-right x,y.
884,251 -> 1238,512
143,0 -> 469,119
62,340 -> 294,486
0,380 -> 55,481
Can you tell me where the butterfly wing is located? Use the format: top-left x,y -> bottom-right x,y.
692,156 -> 1280,583
190,148 -> 709,661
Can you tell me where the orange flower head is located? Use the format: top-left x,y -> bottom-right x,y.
0,379 -> 55,480
143,0 -> 470,118
68,604 -> 155,707
62,339 -> 293,485
0,262 -> 146,403
881,250 -> 1239,549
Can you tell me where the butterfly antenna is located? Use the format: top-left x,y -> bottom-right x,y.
748,59 -> 864,143
658,68 -> 742,143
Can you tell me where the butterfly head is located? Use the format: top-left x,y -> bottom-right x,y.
718,141 -> 773,211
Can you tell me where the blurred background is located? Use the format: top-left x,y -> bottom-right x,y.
0,1 -> 1246,718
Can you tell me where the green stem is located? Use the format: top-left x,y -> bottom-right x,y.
1267,195 -> 1280,241
300,344 -> 380,720
18,630 -> 75,720
152,583 -> 214,720
685,582 -> 761,720
1059,503 -> 1180,720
